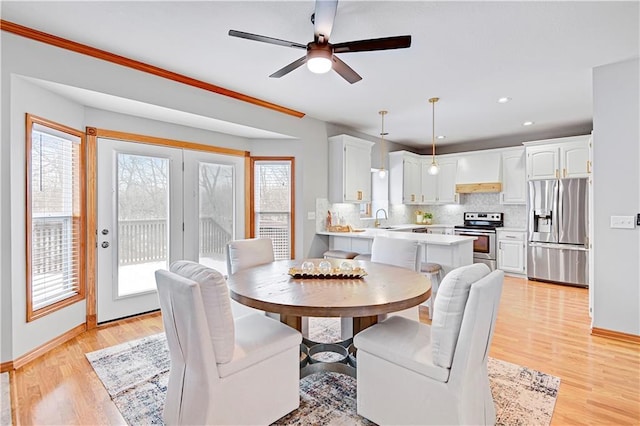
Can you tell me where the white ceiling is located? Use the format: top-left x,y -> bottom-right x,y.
2,1 -> 638,150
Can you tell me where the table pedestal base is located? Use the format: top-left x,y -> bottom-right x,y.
300,337 -> 357,378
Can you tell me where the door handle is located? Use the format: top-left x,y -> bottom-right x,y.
101,241 -> 110,248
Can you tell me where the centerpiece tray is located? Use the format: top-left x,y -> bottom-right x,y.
288,267 -> 367,279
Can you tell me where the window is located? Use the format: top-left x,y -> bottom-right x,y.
251,158 -> 294,259
26,115 -> 86,321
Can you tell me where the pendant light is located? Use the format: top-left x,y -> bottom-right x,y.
427,97 -> 440,175
378,110 -> 388,178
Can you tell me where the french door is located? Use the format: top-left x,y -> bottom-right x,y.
96,139 -> 244,323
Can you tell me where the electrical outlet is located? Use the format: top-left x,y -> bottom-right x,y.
610,216 -> 635,229
307,211 -> 316,220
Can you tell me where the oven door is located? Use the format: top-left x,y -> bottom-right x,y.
454,230 -> 496,260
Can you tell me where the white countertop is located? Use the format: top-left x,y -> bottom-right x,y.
317,228 -> 476,246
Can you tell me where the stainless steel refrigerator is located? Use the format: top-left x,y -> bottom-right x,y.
527,178 -> 589,287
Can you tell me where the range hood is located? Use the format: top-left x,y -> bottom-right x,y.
455,152 -> 503,193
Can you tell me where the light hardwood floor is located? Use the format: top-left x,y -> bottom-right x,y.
9,276 -> 640,425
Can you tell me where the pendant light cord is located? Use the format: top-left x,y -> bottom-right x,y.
429,97 -> 439,164
379,110 -> 388,175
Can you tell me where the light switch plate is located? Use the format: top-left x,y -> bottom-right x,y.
610,216 -> 635,229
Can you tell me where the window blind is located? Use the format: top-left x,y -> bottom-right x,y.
29,125 -> 82,311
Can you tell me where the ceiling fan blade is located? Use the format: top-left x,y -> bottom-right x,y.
269,56 -> 308,78
332,56 -> 362,84
313,0 -> 338,42
228,30 -> 307,50
333,35 -> 412,53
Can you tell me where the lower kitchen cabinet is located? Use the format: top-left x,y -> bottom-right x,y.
497,230 -> 526,275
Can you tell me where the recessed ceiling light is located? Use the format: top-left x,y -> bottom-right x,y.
522,121 -> 535,126
497,97 -> 511,103
436,135 -> 446,140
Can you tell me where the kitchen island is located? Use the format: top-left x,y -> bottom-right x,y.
317,228 -> 476,275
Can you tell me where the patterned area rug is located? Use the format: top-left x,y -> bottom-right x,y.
86,318 -> 560,425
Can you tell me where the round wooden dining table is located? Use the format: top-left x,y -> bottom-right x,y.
226,258 -> 431,335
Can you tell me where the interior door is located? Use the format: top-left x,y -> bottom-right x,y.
96,139 -> 183,323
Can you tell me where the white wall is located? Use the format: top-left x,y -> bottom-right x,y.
8,76 -> 88,359
1,32 -> 334,362
592,58 -> 640,335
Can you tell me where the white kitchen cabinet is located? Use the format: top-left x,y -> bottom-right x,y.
390,151 -> 422,204
500,148 -> 526,204
497,230 -> 526,274
329,135 -> 375,203
329,236 -> 372,254
391,152 -> 459,205
420,157 -> 459,205
420,159 -> 438,203
561,139 -> 591,178
437,158 -> 459,204
525,135 -> 591,180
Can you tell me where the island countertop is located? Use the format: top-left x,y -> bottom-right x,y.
316,229 -> 476,246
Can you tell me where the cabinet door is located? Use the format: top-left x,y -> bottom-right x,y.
501,149 -> 526,204
498,240 -> 525,273
344,142 -> 372,202
561,140 -> 590,178
403,156 -> 421,204
526,146 -> 559,180
420,159 -> 438,203
437,159 -> 458,204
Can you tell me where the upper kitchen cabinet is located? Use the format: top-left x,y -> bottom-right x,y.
390,152 -> 459,205
500,147 -> 526,204
389,151 -> 422,204
435,157 -> 459,204
421,156 -> 459,204
525,135 -> 591,180
328,135 -> 375,203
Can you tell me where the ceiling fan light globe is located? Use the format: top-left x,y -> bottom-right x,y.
307,56 -> 332,74
428,163 -> 440,175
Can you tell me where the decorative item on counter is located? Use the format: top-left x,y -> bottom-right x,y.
326,211 -> 332,229
415,210 -> 424,224
423,212 -> 433,225
288,260 -> 367,279
327,224 -> 353,232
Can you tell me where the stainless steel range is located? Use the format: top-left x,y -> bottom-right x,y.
454,212 -> 504,270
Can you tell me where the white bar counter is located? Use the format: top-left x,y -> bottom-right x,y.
317,228 -> 476,275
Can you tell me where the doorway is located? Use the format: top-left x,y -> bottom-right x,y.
95,137 -> 244,323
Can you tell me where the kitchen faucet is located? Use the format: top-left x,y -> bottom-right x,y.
374,208 -> 388,228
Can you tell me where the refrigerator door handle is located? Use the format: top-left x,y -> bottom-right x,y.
552,179 -> 560,242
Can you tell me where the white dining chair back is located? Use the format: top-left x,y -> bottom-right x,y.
226,237 -> 275,275
341,236 -> 423,339
370,236 -> 422,272
156,261 -> 301,425
354,263 -> 504,425
226,238 -> 309,335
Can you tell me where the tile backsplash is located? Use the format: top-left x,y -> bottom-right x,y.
316,193 -> 527,231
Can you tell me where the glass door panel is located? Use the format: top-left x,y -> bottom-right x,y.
116,153 -> 169,296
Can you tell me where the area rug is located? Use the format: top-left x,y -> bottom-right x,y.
86,318 -> 560,425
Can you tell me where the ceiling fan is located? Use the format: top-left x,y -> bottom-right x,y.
228,0 -> 411,84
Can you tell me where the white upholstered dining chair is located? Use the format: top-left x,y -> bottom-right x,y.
156,261 -> 302,425
226,237 -> 309,336
354,263 -> 504,425
225,237 -> 274,318
341,236 -> 423,339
